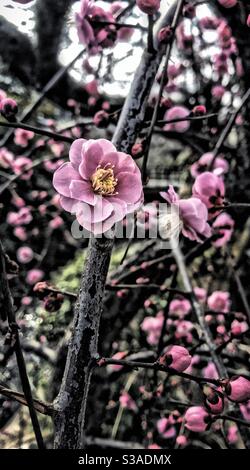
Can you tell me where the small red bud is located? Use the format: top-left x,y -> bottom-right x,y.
131,142 -> 144,157
183,4 -> 196,19
93,110 -> 109,128
192,105 -> 207,116
158,26 -> 173,44
0,98 -> 18,121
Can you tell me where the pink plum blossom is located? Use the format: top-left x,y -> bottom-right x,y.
49,216 -> 64,230
119,392 -> 137,410
175,320 -> 194,343
0,148 -> 14,168
212,212 -> 234,247
169,298 -> 192,318
141,312 -> 164,345
14,226 -> 27,241
12,157 -> 33,180
207,291 -> 230,312
53,138 -> 143,234
17,246 -> 34,264
14,129 -> 34,147
211,85 -> 225,100
160,185 -> 212,242
76,1 -> 116,51
194,286 -> 207,303
26,269 -> 44,285
75,0 -> 95,46
164,106 -> 190,133
184,406 -> 210,432
191,153 -> 229,178
7,207 -> 32,226
231,320 -> 248,337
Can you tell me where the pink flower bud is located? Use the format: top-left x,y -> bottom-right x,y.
159,345 -> 192,372
43,293 -> 64,312
247,15 -> 250,28
49,215 -> 64,229
176,435 -> 187,446
225,376 -> 250,402
192,105 -> 206,116
156,417 -> 176,439
93,110 -> 109,128
231,319 -> 248,337
183,4 -> 196,18
119,392 -> 137,410
158,26 -> 173,44
205,391 -> 224,415
14,128 -> 34,147
136,0 -> 160,15
164,106 -> 190,133
192,172 -> 225,212
211,85 -> 225,100
16,246 -> 34,264
0,148 -> 14,168
26,269 -> 44,286
131,142 -> 144,157
14,226 -> 27,241
184,406 -> 210,432
0,98 -> 18,121
217,0 -> 237,8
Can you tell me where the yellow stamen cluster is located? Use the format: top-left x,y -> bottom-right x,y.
91,164 -> 118,196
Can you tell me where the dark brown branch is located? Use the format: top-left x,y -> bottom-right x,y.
99,357 -> 221,386
0,241 -> 45,449
0,385 -> 54,417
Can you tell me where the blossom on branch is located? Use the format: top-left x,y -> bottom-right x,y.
53,138 -> 143,234
160,185 -> 211,243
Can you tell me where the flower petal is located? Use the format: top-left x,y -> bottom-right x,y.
76,197 -> 113,223
116,171 -> 143,203
69,139 -> 86,170
60,196 -> 77,213
53,162 -> 81,197
69,179 -> 96,205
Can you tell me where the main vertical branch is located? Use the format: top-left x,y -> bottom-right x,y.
53,2 -> 179,449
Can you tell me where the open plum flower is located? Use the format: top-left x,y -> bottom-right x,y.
160,185 -> 211,243
75,0 -> 116,51
53,138 -> 143,235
